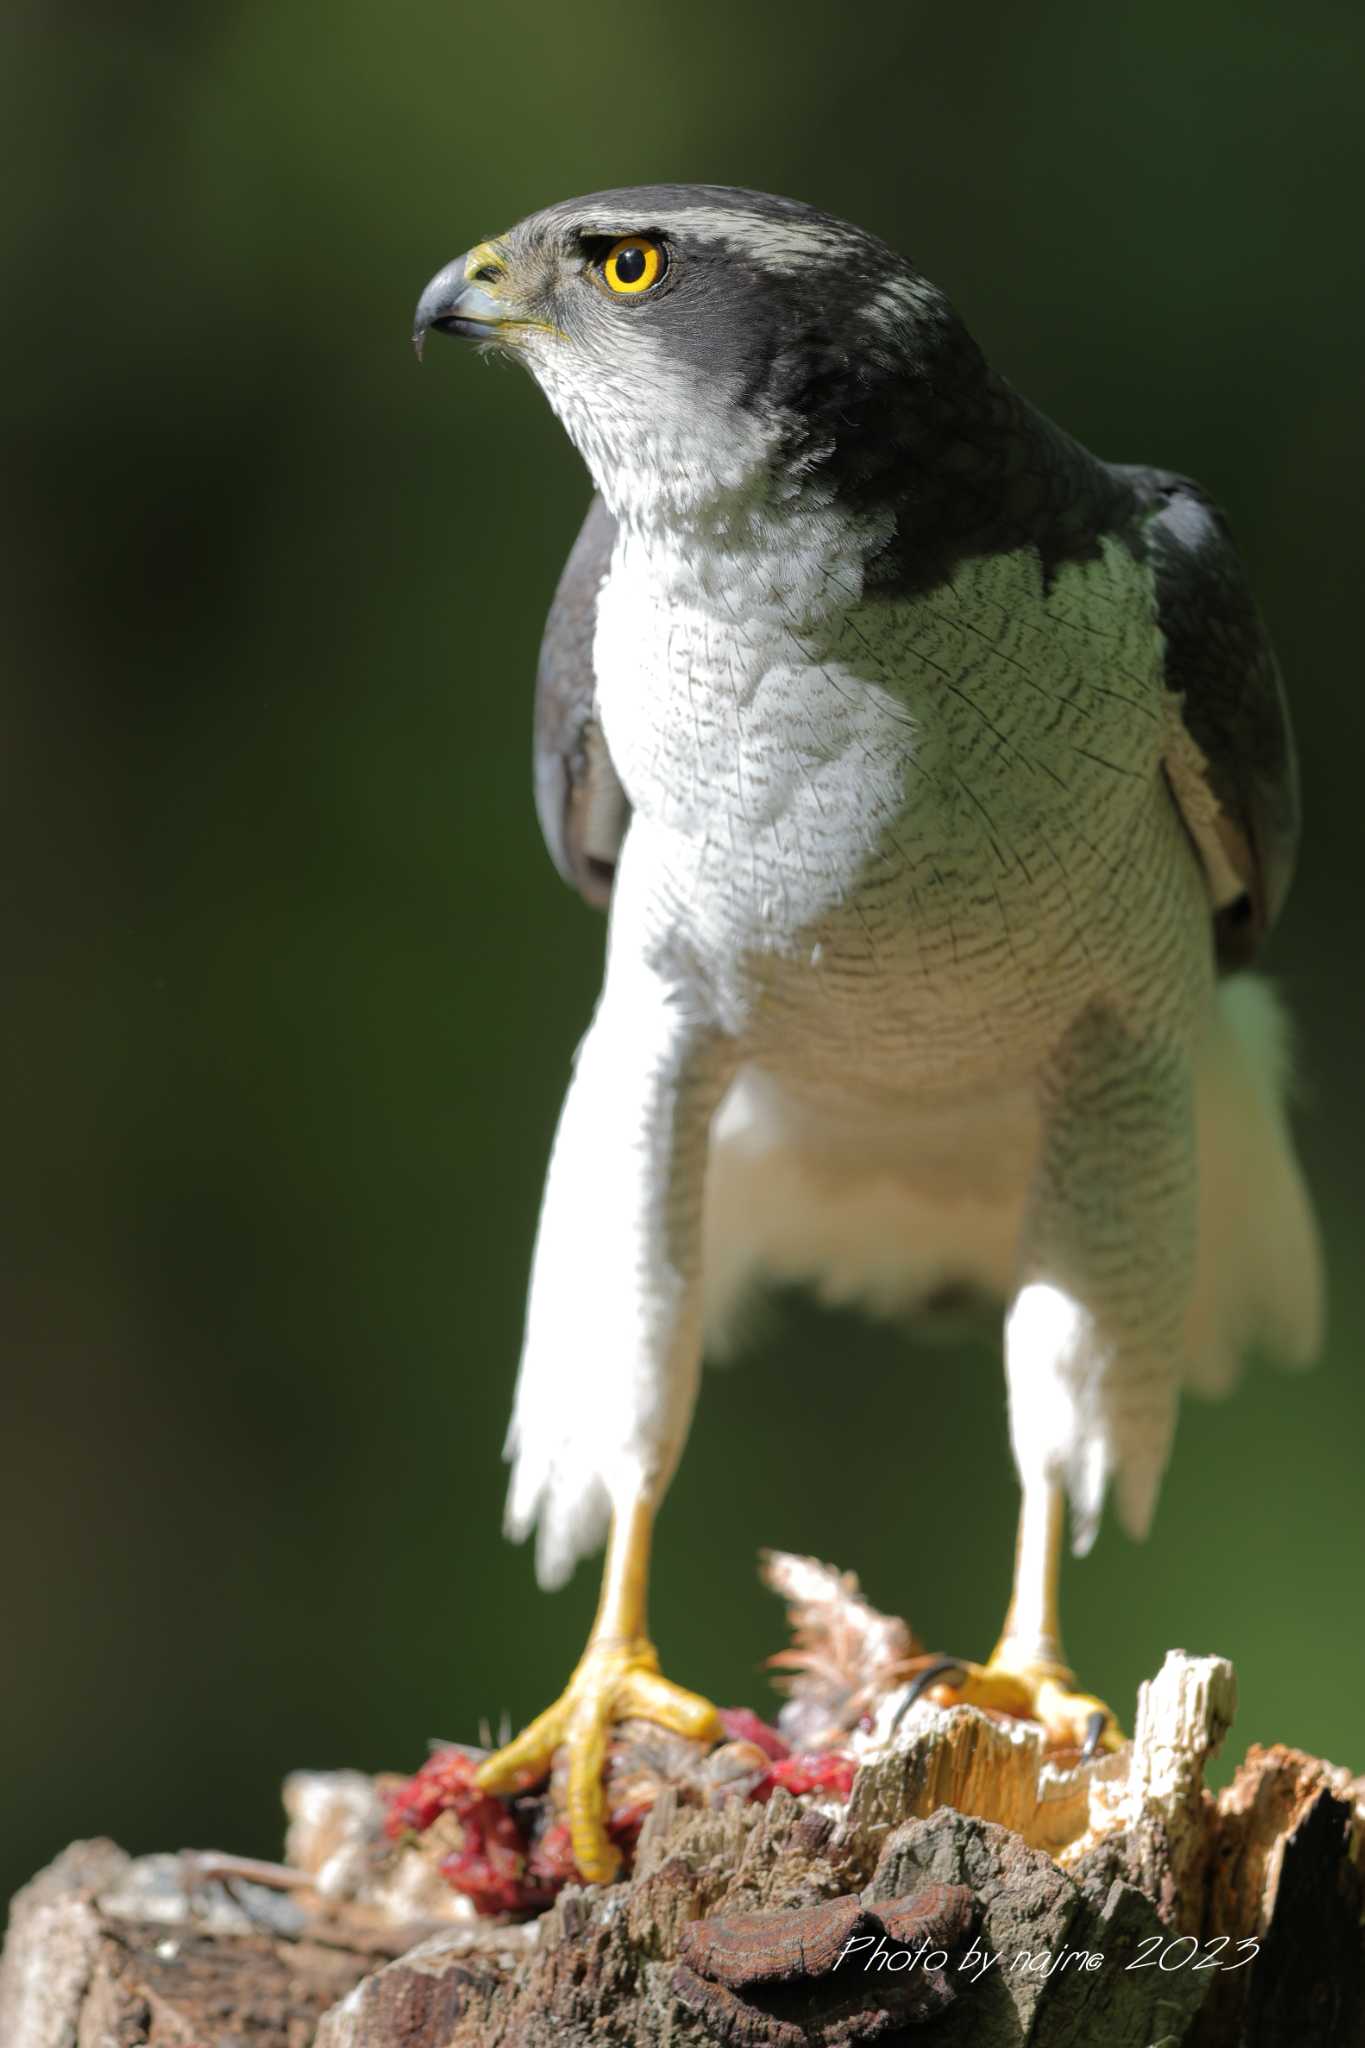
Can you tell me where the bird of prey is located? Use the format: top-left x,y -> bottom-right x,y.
413,186 -> 1322,1885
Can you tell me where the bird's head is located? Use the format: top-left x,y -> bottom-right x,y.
414,184 -> 980,538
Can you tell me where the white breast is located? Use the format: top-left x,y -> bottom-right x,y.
594,528 -> 1195,1089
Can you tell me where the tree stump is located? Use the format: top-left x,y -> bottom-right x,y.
4,1649 -> 1361,2047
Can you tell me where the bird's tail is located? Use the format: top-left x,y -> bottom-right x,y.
1181,973 -> 1324,1395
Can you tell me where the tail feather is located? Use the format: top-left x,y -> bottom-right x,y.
1182,974 -> 1323,1395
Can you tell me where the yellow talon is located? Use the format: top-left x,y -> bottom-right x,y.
924,1650 -> 1124,1757
475,1635 -> 718,1882
476,1495 -> 719,1884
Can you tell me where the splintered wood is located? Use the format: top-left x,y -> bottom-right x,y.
3,1572 -> 1362,2046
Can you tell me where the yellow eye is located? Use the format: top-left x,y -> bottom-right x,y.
600,235 -> 667,296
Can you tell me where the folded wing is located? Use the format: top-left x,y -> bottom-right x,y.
533,493 -> 630,909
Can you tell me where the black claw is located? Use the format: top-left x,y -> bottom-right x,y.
1080,1710 -> 1107,1765
890,1657 -> 968,1735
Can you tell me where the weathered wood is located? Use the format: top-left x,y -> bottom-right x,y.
0,1838 -> 400,2048
5,1649 -> 1362,2047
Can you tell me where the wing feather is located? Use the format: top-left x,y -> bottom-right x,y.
533,494 -> 629,909
1120,468 -> 1300,968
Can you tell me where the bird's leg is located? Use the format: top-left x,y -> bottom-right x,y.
900,1005 -> 1200,1761
983,1475 -> 1121,1753
475,840 -> 733,1884
474,1487 -> 719,1881
903,1476 -> 1121,1757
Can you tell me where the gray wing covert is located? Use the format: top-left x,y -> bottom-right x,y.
533,494 -> 629,910
1123,468 -> 1300,970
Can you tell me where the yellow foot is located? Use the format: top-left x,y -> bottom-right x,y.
474,1637 -> 720,1883
896,1649 -> 1124,1762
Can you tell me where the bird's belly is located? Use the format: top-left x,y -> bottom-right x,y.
682,774 -> 1201,1102
630,735 -> 1201,1102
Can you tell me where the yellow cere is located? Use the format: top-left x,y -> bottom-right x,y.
602,236 -> 666,296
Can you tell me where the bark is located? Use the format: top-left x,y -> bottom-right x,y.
4,1653 -> 1362,2048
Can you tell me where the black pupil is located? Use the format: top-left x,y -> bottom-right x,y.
615,244 -> 648,284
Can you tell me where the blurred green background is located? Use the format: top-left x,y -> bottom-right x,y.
4,0 -> 1363,1908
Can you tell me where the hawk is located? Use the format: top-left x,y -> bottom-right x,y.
413,186 -> 1322,1884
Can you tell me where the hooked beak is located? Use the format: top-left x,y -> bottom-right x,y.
412,254 -> 510,358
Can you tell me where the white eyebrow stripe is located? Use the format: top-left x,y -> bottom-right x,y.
566,207 -> 860,272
